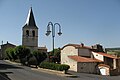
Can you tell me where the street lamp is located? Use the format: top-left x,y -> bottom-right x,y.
46,22 -> 62,61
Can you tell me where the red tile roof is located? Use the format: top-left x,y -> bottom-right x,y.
98,64 -> 110,68
68,55 -> 103,62
95,52 -> 118,59
61,44 -> 92,50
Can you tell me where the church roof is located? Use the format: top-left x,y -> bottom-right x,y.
23,7 -> 38,29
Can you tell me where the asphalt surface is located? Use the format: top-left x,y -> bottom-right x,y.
0,60 -> 69,80
0,60 -> 120,80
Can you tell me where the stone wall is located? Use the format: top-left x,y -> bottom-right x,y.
77,62 -> 98,74
61,46 -> 78,72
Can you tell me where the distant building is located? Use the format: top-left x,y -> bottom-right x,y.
0,41 -> 16,59
38,46 -> 47,53
92,44 -> 104,52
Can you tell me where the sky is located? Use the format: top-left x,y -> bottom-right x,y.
0,0 -> 120,51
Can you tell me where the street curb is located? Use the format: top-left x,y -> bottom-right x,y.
32,67 -> 77,77
31,68 -> 67,76
4,60 -> 21,65
38,67 -> 65,74
4,60 -> 77,77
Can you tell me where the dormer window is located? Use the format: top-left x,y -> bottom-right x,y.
32,30 -> 35,37
26,30 -> 29,36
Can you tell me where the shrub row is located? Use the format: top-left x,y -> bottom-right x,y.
39,62 -> 70,71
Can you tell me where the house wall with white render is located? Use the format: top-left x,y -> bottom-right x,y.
92,52 -> 104,61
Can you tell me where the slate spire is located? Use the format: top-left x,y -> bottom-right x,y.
24,7 -> 38,28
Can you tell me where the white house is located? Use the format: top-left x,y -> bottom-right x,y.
61,44 -> 103,74
92,52 -> 118,69
92,51 -> 120,75
61,43 -> 120,75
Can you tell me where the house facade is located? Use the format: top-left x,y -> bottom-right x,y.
61,44 -> 103,74
92,52 -> 118,69
0,42 -> 16,59
61,43 -> 120,75
92,51 -> 120,75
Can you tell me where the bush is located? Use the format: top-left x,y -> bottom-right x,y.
39,62 -> 70,71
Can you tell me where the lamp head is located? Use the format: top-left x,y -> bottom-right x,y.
58,32 -> 62,36
45,30 -> 51,36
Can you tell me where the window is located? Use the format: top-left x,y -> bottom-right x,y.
83,63 -> 86,67
32,30 -> 35,37
81,67 -> 83,69
26,30 -> 29,36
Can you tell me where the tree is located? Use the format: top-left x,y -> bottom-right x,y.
49,48 -> 61,63
5,48 -> 12,61
32,50 -> 47,65
114,51 -> 120,57
14,46 -> 30,65
5,48 -> 17,61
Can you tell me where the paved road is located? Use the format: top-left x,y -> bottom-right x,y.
0,60 -> 70,80
0,60 -> 120,80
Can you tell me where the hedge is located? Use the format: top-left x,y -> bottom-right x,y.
39,62 -> 70,71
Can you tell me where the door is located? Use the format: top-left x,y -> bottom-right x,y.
100,68 -> 106,75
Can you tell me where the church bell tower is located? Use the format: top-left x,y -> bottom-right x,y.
22,7 -> 38,50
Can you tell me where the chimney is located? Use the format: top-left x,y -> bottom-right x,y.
81,43 -> 84,47
91,46 -> 94,49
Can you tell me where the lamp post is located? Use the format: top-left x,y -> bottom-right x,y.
46,22 -> 62,62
